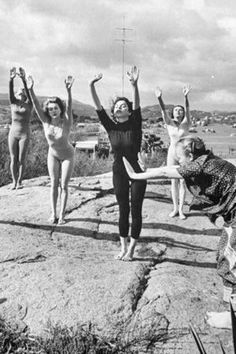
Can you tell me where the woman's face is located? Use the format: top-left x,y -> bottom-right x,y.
47,102 -> 61,119
176,144 -> 193,165
114,100 -> 130,120
173,106 -> 185,121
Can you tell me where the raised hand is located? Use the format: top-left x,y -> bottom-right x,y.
26,75 -> 34,90
126,65 -> 139,85
155,87 -> 162,98
183,84 -> 191,96
19,67 -> 26,80
89,73 -> 103,86
10,67 -> 17,79
65,75 -> 74,90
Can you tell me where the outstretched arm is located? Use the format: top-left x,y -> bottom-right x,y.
89,74 -> 103,111
19,67 -> 32,105
64,75 -> 74,127
27,76 -> 47,123
155,87 -> 171,125
183,84 -> 191,125
123,157 -> 182,179
9,67 -> 17,104
126,65 -> 140,110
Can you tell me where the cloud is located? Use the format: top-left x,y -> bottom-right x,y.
0,0 -> 236,110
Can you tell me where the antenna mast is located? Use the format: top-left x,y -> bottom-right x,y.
115,16 -> 133,96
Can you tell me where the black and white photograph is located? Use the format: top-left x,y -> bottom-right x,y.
0,0 -> 236,352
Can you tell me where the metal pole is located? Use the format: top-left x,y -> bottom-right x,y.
115,17 -> 133,96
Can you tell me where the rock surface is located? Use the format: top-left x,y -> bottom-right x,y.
0,173 -> 234,353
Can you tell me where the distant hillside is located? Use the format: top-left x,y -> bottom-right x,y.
0,94 -> 96,123
142,104 -> 212,122
1,92 -> 235,125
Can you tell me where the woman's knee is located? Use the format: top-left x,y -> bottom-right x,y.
50,178 -> 60,189
18,156 -> 26,165
10,155 -> 18,164
171,178 -> 178,186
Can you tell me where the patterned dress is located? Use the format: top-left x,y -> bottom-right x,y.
177,151 -> 236,287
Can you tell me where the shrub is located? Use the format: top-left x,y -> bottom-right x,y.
0,126 -> 167,187
0,319 -> 145,353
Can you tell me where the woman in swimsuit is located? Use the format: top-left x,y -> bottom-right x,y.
8,67 -> 33,189
27,75 -> 75,224
155,85 -> 191,219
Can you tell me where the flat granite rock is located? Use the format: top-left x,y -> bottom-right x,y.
0,173 -> 233,353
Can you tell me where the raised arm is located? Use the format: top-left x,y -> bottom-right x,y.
18,67 -> 32,105
27,76 -> 47,123
182,85 -> 191,125
155,87 -> 172,125
9,67 -> 17,104
126,65 -> 140,110
89,74 -> 103,111
123,157 -> 181,179
64,75 -> 74,127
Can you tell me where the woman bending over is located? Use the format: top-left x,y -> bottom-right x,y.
155,85 -> 191,219
89,66 -> 147,261
124,135 -> 236,329
27,75 -> 75,225
8,67 -> 33,189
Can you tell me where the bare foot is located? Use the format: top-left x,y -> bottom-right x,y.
122,251 -> 134,262
169,210 -> 178,218
48,215 -> 57,224
114,250 -> 127,260
16,183 -> 23,190
10,184 -> 16,190
58,218 -> 66,225
206,311 -> 231,329
179,212 -> 186,220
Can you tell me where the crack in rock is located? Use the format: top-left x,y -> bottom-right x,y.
0,253 -> 47,264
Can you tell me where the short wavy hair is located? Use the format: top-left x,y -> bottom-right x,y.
177,136 -> 206,159
110,96 -> 133,119
43,97 -> 65,118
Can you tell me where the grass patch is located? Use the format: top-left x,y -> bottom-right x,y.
0,318 -> 169,354
0,128 -> 167,187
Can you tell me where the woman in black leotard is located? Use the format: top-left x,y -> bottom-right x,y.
89,66 -> 147,261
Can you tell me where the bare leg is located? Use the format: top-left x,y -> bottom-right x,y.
123,237 -> 137,261
178,179 -> 186,219
17,136 -> 29,188
8,133 -> 19,189
58,157 -> 74,224
169,179 -> 179,217
47,153 -> 60,223
115,237 -> 128,260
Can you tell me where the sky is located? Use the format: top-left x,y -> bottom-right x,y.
1,0 -> 236,111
